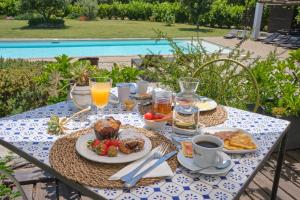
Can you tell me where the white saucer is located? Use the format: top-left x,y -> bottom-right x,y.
201,127 -> 258,154
177,150 -> 234,175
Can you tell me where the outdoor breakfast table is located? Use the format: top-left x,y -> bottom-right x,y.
0,88 -> 290,200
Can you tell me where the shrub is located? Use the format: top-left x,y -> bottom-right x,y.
0,155 -> 21,199
141,31 -> 259,111
98,4 -> 113,19
152,2 -> 175,22
126,1 -> 152,20
14,12 -> 35,20
76,0 -> 98,20
28,17 -> 65,28
36,55 -> 143,104
203,0 -> 245,28
252,50 -> 300,117
96,2 -> 187,23
0,0 -> 20,16
112,2 -> 128,20
163,10 -> 175,26
67,4 -> 83,19
0,59 -> 48,117
110,64 -> 144,87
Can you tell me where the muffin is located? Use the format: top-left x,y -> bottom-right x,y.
94,117 -> 121,140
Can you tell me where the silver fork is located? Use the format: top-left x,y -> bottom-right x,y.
121,143 -> 169,182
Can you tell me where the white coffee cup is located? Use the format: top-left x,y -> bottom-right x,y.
117,83 -> 131,103
191,135 -> 224,168
136,81 -> 148,95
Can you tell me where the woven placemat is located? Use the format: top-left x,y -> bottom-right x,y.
199,106 -> 228,127
138,105 -> 227,127
49,125 -> 178,188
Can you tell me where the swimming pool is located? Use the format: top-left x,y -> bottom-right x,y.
0,39 -> 230,59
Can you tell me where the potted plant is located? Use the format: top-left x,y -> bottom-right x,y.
37,54 -> 106,110
76,0 -> 98,21
69,60 -> 97,110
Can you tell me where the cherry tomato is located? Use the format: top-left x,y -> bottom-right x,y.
144,112 -> 154,120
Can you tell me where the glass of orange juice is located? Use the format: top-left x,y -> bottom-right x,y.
90,77 -> 112,117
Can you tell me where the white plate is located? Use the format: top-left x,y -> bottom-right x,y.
195,97 -> 217,112
201,127 -> 258,154
76,131 -> 152,164
177,150 -> 234,175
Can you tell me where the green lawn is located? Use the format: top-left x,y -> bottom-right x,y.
0,19 -> 228,38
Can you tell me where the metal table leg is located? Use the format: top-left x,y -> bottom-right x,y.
271,132 -> 288,200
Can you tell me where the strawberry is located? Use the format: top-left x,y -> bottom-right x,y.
107,146 -> 118,157
144,112 -> 154,120
96,143 -> 108,156
110,139 -> 120,147
91,139 -> 101,148
104,139 -> 120,147
104,139 -> 112,147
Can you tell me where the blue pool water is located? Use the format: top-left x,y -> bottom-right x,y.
0,39 -> 230,59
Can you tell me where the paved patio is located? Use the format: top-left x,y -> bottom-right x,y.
203,37 -> 290,59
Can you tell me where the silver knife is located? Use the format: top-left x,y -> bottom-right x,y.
124,151 -> 177,187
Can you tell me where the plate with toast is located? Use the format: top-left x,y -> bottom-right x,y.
201,127 -> 258,154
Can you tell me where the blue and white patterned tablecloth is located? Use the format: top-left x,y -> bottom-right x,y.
0,89 -> 290,200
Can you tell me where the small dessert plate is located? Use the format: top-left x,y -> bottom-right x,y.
177,150 -> 234,175
76,131 -> 152,164
195,97 -> 217,112
201,127 -> 258,154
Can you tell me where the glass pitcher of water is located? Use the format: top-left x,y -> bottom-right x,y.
172,77 -> 200,143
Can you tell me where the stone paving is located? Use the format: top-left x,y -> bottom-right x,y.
203,36 -> 290,59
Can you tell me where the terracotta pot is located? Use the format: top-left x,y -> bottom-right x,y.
70,85 -> 91,110
79,16 -> 89,21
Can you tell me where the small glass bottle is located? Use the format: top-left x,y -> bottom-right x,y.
172,77 -> 200,143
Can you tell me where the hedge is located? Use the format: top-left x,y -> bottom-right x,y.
96,1 -> 246,27
202,0 -> 245,28
97,1 -> 188,22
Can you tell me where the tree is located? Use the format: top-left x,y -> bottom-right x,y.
20,0 -> 69,22
181,0 -> 213,30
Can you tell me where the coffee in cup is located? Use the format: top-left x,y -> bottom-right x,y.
191,135 -> 224,168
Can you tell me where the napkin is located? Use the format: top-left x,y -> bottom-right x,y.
108,147 -> 174,180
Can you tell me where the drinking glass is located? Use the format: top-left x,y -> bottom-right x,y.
90,77 -> 112,118
153,89 -> 173,114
